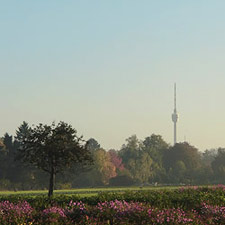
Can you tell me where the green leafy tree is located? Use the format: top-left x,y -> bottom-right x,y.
171,160 -> 187,183
13,122 -> 44,190
15,121 -> 92,197
86,138 -> 101,152
119,135 -> 142,165
0,138 -> 7,181
164,142 -> 201,184
202,149 -> 218,166
212,148 -> 225,183
119,135 -> 154,184
194,149 -> 216,184
15,122 -> 31,143
2,133 -> 16,186
143,134 -> 169,182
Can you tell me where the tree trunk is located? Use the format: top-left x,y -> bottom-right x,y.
48,167 -> 55,197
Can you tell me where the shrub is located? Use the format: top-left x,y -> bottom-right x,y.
0,201 -> 34,224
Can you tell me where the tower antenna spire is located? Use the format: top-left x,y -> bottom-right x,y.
174,83 -> 176,111
172,83 -> 178,145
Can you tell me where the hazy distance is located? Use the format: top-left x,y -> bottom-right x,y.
1,1 -> 225,151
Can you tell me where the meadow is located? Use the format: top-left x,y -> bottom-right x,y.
0,186 -> 177,196
0,185 -> 225,224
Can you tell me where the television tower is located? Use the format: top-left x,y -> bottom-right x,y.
172,83 -> 178,145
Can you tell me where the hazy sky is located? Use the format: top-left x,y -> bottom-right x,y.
1,1 -> 225,151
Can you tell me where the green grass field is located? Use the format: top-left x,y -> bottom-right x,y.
0,186 -> 180,197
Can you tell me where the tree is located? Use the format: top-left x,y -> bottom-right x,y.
0,138 -> 7,181
212,148 -> 225,183
15,121 -> 92,197
143,134 -> 169,151
164,142 -> 201,184
109,175 -> 134,186
3,133 -> 13,155
2,133 -> 16,185
108,149 -> 124,172
171,160 -> 187,183
142,134 -> 169,182
119,135 -> 154,184
0,139 -> 5,150
74,148 -> 117,187
143,134 -> 169,162
119,135 -> 142,165
92,149 -> 116,185
126,152 -> 153,184
202,149 -> 218,166
15,122 -> 31,144
86,138 -> 101,152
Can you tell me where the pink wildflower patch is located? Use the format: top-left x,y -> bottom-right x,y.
43,207 -> 66,217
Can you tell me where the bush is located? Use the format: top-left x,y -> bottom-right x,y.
1,199 -> 225,224
109,175 -> 135,186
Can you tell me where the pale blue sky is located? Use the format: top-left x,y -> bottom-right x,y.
1,1 -> 225,151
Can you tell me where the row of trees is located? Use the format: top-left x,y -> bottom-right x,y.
0,121 -> 225,195
0,122 -> 92,196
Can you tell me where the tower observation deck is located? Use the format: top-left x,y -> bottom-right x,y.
172,83 -> 178,145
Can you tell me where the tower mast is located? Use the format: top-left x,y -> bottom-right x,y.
172,83 -> 178,145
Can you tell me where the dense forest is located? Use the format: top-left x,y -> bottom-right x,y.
0,121 -> 224,190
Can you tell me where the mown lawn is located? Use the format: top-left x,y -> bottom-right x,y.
0,185 -> 179,196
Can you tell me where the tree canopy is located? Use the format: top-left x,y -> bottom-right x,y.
15,121 -> 92,197
0,124 -> 224,190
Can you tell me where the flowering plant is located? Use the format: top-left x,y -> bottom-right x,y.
0,201 -> 33,225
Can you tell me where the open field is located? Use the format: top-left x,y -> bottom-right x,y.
0,185 -> 180,196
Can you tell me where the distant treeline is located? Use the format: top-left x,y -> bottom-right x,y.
0,122 -> 224,190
